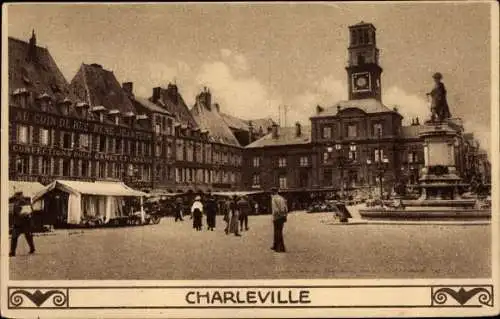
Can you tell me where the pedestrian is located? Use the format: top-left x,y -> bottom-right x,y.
228,195 -> 241,236
174,197 -> 184,222
221,198 -> 231,234
270,187 -> 288,253
254,202 -> 259,215
237,195 -> 250,231
205,192 -> 217,231
9,192 -> 36,257
191,195 -> 203,231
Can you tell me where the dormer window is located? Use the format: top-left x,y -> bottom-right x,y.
37,92 -> 52,112
59,97 -> 72,116
123,111 -> 135,128
13,88 -> 30,108
91,106 -> 106,123
76,102 -> 89,118
109,109 -> 120,125
62,105 -> 69,116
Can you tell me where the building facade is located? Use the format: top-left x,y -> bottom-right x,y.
9,34 -> 153,191
7,32 -> 241,193
191,88 -> 243,191
242,22 -> 489,197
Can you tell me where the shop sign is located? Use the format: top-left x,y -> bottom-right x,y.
11,108 -> 152,140
10,144 -> 152,164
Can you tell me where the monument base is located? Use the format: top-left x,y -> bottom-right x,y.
358,208 -> 490,221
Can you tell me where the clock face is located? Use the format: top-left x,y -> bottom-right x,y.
356,77 -> 367,87
352,72 -> 371,92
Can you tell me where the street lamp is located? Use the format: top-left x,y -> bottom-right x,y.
325,143 -> 355,200
368,155 -> 390,200
335,143 -> 354,200
379,157 -> 389,199
366,158 -> 372,195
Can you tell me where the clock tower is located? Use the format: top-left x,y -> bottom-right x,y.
345,22 -> 383,101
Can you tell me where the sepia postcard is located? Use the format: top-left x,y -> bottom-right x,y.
1,1 -> 499,318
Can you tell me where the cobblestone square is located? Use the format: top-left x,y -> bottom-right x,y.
10,212 -> 491,280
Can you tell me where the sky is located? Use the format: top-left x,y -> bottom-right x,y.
6,2 -> 493,153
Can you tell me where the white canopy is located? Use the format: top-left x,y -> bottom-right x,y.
9,181 -> 46,199
32,180 -> 147,225
33,180 -> 147,203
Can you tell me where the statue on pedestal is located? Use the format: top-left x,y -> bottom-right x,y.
426,72 -> 451,122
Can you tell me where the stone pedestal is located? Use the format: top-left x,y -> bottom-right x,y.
418,119 -> 462,201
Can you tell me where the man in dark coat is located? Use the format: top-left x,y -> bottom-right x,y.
174,197 -> 184,222
205,192 -> 218,231
237,196 -> 251,231
9,192 -> 36,257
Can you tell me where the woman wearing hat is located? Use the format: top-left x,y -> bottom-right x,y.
191,195 -> 204,231
228,195 -> 241,236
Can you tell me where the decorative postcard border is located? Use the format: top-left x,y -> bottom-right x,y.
7,285 -> 493,309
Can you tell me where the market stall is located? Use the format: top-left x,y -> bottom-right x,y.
32,180 -> 147,227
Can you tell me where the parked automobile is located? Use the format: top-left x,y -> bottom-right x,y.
307,200 -> 340,213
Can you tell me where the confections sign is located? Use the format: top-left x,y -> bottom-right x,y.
10,144 -> 153,164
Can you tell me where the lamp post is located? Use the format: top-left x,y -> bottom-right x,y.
366,158 -> 372,196
326,143 -> 356,200
378,157 -> 390,199
335,143 -> 345,198
367,155 -> 390,200
326,146 -> 334,192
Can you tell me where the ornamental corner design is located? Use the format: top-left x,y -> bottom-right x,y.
8,288 -> 69,309
431,286 -> 493,307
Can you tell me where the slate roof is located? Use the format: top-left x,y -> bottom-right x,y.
8,36 -> 80,115
220,112 -> 248,131
70,63 -> 136,114
250,118 -> 276,133
191,103 -> 240,147
220,112 -> 275,133
156,86 -> 198,128
132,96 -> 171,115
312,98 -> 397,118
245,126 -> 311,148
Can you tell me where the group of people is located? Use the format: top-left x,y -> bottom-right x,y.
9,188 -> 290,256
186,192 -> 252,236
176,188 -> 289,253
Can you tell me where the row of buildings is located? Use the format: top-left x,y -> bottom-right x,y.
8,30 -> 272,193
8,23 -> 490,199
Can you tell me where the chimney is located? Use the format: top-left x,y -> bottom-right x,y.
316,105 -> 324,114
295,122 -> 301,137
167,83 -> 178,99
152,87 -> 161,103
28,29 -> 37,62
202,87 -> 212,108
122,82 -> 133,96
271,123 -> 279,139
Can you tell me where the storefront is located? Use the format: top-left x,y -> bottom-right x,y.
32,180 -> 147,227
